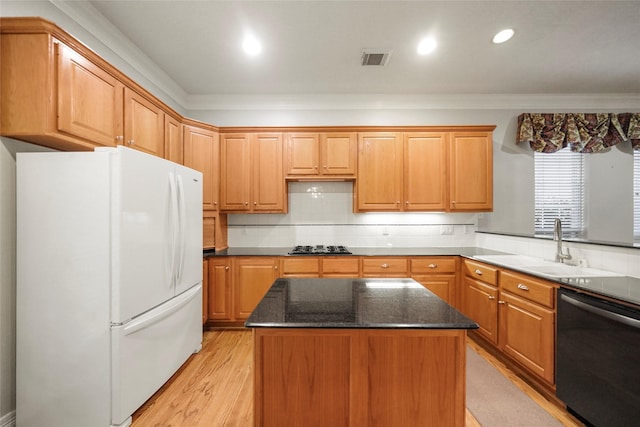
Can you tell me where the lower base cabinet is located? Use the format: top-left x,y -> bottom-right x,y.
234,257 -> 280,320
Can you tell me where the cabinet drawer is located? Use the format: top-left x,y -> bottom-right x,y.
411,257 -> 456,274
500,270 -> 555,308
463,259 -> 498,285
281,257 -> 320,275
362,257 -> 408,275
322,257 -> 360,274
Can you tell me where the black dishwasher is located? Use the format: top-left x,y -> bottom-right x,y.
557,288 -> 640,426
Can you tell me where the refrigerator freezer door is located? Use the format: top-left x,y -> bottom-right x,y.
111,284 -> 202,426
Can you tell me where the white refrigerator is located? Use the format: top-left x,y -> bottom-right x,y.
16,146 -> 203,427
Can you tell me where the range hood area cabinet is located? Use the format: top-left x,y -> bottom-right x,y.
1,18 -> 167,158
285,132 -> 357,179
355,129 -> 494,212
219,132 -> 287,213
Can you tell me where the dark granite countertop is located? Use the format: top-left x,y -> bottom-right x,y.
245,278 -> 479,329
205,246 -> 503,258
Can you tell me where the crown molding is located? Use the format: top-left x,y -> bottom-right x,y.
186,93 -> 640,111
50,0 -> 188,110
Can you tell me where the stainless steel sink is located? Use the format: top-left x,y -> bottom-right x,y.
473,254 -> 623,278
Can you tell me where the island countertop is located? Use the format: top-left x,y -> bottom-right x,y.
245,277 -> 478,329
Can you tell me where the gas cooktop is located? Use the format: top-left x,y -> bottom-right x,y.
288,245 -> 352,255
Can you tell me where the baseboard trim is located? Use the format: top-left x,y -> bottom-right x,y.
0,411 -> 16,427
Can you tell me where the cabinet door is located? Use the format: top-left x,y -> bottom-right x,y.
413,275 -> 455,304
286,133 -> 320,176
220,133 -> 252,211
404,133 -> 447,211
234,258 -> 279,320
321,133 -> 357,176
449,132 -> 493,211
499,291 -> 555,384
57,43 -> 122,147
164,114 -> 183,164
203,212 -> 215,250
202,259 -> 209,325
123,87 -> 164,157
464,277 -> 498,344
208,258 -> 232,321
253,133 -> 286,212
356,133 -> 403,211
184,125 -> 218,210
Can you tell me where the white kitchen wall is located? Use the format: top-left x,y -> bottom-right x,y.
228,182 -> 478,247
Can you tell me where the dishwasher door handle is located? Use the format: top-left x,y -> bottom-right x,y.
560,293 -> 640,329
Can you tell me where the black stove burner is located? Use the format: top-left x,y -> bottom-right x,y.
288,245 -> 352,255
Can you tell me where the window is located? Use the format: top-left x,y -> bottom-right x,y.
534,148 -> 584,237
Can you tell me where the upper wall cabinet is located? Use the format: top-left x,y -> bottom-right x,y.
285,132 -> 357,179
1,18 -> 170,159
449,131 -> 493,211
220,132 -> 287,213
183,122 -> 219,211
356,130 -> 493,212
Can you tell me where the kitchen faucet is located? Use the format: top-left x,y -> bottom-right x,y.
554,218 -> 572,263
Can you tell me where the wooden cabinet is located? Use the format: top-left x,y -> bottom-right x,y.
462,260 -> 499,344
362,257 -> 408,277
356,132 -> 404,211
164,113 -> 183,164
285,132 -> 357,179
356,130 -> 493,212
462,259 -> 556,385
411,256 -> 457,305
449,132 -> 493,211
183,123 -> 219,211
1,22 -> 169,156
220,132 -> 286,213
1,27 -> 122,150
234,257 -> 280,320
202,259 -> 208,325
498,270 -> 555,384
356,132 -> 448,211
122,87 -> 164,157
207,257 -> 232,321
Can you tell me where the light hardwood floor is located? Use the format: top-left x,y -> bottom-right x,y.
132,329 -> 583,427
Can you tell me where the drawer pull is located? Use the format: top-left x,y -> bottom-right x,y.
381,263 -> 389,268
474,269 -> 483,275
488,295 -> 495,300
517,283 -> 530,291
428,263 -> 438,268
498,300 -> 506,305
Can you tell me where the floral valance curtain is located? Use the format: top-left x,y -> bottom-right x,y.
517,112 -> 640,153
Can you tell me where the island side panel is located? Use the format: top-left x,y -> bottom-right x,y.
253,328 -> 467,427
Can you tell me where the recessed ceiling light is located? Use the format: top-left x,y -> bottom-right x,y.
417,37 -> 437,55
492,28 -> 514,44
242,35 -> 262,56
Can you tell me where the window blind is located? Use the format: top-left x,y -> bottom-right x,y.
534,148 -> 584,237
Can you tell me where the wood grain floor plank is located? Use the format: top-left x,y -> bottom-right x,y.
132,329 -> 582,427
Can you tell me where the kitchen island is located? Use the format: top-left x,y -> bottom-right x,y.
245,278 -> 478,427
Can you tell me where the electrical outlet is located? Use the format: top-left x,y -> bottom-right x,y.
382,227 -> 389,236
440,225 -> 453,235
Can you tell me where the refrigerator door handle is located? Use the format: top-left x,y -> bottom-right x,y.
168,172 -> 179,288
122,284 -> 201,336
176,173 -> 187,285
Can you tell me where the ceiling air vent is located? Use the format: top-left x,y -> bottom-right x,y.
361,50 -> 391,66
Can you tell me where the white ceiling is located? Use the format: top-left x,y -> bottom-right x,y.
80,1 -> 640,106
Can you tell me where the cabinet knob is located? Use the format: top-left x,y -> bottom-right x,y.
274,266 -> 278,270
517,283 -> 530,291
225,266 -> 229,271
115,135 -> 124,142
428,263 -> 438,268
253,201 -> 257,205
396,201 -> 400,205
314,165 -> 318,169
488,295 -> 495,300
127,140 -> 135,146
244,202 -> 249,205
323,165 -> 327,169
498,300 -> 506,305
381,263 -> 389,268
474,269 -> 483,275
405,201 -> 409,205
